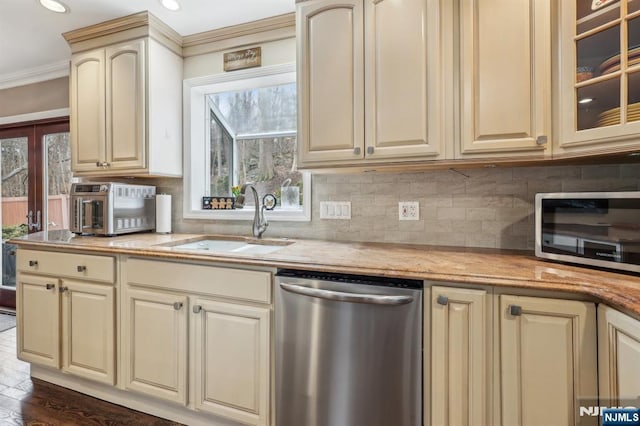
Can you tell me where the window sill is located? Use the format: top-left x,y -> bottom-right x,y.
183,207 -> 310,222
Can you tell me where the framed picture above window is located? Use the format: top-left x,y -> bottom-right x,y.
184,63 -> 310,221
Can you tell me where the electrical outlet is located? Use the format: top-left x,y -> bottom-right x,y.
320,201 -> 351,219
399,201 -> 419,221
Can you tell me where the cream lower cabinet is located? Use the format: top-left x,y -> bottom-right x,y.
123,287 -> 188,404
500,295 -> 598,426
598,305 -> 640,406
191,298 -> 270,425
123,257 -> 272,426
16,249 -> 116,385
428,287 -> 598,426
430,286 -> 490,426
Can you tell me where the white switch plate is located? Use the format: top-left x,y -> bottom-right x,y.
320,201 -> 351,219
399,201 -> 419,221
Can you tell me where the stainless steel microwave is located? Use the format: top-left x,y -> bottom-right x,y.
70,183 -> 156,236
535,192 -> 640,274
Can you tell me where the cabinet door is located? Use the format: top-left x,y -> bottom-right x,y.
297,0 -> 364,165
598,305 -> 640,406
500,295 -> 597,426
123,287 -> 188,404
431,286 -> 489,426
16,274 -> 60,368
105,39 -> 146,171
61,280 -> 115,385
557,0 -> 640,155
192,298 -> 270,426
364,0 -> 443,160
70,48 -> 106,172
458,0 -> 551,158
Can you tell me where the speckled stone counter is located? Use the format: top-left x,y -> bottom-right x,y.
10,230 -> 640,316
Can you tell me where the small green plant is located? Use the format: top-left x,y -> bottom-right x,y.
2,224 -> 28,240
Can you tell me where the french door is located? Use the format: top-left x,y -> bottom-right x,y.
0,117 -> 71,309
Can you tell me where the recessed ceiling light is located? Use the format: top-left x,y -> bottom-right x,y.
38,0 -> 69,13
160,0 -> 181,11
579,97 -> 594,104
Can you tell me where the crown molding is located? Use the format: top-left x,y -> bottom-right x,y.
63,11 -> 183,56
0,61 -> 69,90
182,13 -> 295,57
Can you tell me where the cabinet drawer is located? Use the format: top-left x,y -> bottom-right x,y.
17,249 -> 115,284
125,258 -> 271,304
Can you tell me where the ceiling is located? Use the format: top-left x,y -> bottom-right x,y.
0,0 -> 295,88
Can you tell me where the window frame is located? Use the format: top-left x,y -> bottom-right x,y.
183,63 -> 311,221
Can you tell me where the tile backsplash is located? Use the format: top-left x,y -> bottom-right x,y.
151,163 -> 640,251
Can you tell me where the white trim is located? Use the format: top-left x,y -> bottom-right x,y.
183,63 -> 311,222
0,60 -> 69,90
0,108 -> 69,125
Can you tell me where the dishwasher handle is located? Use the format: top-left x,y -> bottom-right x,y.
279,282 -> 414,306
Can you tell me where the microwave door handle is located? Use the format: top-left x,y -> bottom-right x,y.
75,198 -> 84,231
82,200 -> 93,230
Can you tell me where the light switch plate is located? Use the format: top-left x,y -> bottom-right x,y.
399,201 -> 419,221
320,201 -> 351,219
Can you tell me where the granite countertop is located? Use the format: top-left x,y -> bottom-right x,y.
10,230 -> 640,316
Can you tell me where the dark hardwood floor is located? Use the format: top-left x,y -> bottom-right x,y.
0,324 -> 183,425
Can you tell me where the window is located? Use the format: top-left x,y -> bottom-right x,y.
184,64 -> 310,221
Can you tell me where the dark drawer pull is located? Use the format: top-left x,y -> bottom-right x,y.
77,265 -> 87,272
509,305 -> 523,316
29,260 -> 38,267
45,284 -> 55,290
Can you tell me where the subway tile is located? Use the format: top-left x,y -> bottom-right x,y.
436,207 -> 466,221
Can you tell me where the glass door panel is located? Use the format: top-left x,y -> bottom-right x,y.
577,0 -> 621,34
629,71 -> 640,122
630,0 -> 640,15
0,118 -> 69,310
1,136 -> 28,291
45,132 -> 72,231
577,78 -> 621,129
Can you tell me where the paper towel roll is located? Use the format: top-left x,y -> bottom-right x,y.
156,194 -> 172,234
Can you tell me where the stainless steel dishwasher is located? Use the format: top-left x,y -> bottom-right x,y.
275,269 -> 423,426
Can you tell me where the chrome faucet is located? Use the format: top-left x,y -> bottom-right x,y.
236,183 -> 268,238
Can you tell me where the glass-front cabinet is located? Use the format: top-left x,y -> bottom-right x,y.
557,0 -> 640,155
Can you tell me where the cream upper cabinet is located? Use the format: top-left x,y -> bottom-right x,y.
598,304 -> 640,406
71,41 -> 145,173
458,0 -> 551,158
70,49 -> 106,170
556,0 -> 640,156
499,295 -> 598,426
430,286 -> 490,426
297,0 -> 444,168
104,40 -> 146,171
191,298 -> 270,426
66,13 -> 183,177
363,0 -> 443,161
297,0 -> 364,164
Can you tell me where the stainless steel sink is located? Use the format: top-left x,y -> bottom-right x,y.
157,236 -> 292,255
